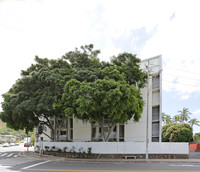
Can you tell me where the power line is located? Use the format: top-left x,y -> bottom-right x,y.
163,80 -> 200,88
164,66 -> 200,75
163,73 -> 200,82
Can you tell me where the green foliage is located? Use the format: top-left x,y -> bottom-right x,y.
1,44 -> 147,142
194,133 -> 200,143
63,146 -> 67,152
162,123 -> 193,142
45,146 -> 50,151
0,56 -> 71,140
162,113 -> 172,125
55,46 -> 147,141
58,148 -> 62,153
176,107 -> 191,123
163,108 -> 200,134
87,147 -> 92,154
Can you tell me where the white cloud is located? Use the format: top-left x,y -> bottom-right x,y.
193,109 -> 200,115
140,0 -> 200,99
1,0 -> 200,110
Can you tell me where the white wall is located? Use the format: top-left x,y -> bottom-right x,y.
35,142 -> 189,155
73,119 -> 91,142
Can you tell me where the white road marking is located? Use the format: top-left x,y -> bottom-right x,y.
1,153 -> 7,156
6,153 -> 13,157
13,155 -> 18,158
21,160 -> 51,169
169,164 -> 200,167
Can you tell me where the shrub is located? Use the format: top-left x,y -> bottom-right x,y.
44,146 -> 49,151
79,147 -> 83,153
162,123 -> 193,142
194,133 -> 200,143
87,147 -> 92,154
58,148 -> 62,153
63,146 -> 67,152
70,146 -> 76,153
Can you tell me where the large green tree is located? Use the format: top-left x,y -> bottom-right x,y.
55,47 -> 147,141
0,56 -> 71,141
1,44 -> 147,142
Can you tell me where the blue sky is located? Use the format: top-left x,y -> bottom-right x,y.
0,0 -> 200,133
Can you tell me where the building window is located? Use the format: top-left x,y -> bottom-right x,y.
152,75 -> 159,89
152,106 -> 159,121
60,131 -> 66,135
152,122 -> 159,137
92,127 -> 96,139
70,129 -> 73,140
70,118 -> 73,128
119,125 -> 124,141
152,137 -> 159,142
69,118 -> 73,140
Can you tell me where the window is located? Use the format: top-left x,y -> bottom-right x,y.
152,76 -> 159,89
119,125 -> 124,138
70,118 -> 73,128
152,122 -> 159,137
92,127 -> 96,139
99,127 -> 101,133
152,106 -> 159,121
70,129 -> 73,140
152,137 -> 159,142
69,118 -> 73,140
113,126 -> 116,132
60,131 -> 66,135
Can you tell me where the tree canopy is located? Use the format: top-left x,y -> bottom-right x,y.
162,108 -> 199,132
1,44 -> 147,142
54,46 -> 147,141
0,56 -> 72,140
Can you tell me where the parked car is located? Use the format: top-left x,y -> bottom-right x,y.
15,143 -> 19,146
10,143 -> 15,146
2,143 -> 10,147
24,143 -> 30,147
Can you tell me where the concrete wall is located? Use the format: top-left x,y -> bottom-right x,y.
35,142 -> 189,155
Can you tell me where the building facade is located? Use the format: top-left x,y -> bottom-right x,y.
40,55 -> 162,143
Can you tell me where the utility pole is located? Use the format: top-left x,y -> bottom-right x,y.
146,60 -> 150,160
145,60 -> 163,160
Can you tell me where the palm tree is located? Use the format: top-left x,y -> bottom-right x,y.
173,115 -> 181,123
189,118 -> 200,132
177,107 -> 191,123
162,113 -> 172,125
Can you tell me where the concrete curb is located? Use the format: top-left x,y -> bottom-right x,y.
19,151 -> 200,164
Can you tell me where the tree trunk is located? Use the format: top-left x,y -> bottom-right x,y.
99,120 -> 105,142
99,119 -> 116,142
105,123 -> 116,142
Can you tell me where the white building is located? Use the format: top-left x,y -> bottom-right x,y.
40,55 -> 162,143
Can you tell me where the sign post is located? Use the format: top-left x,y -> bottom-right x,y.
25,128 -> 29,152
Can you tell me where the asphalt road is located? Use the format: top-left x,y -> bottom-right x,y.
18,160 -> 200,172
1,144 -> 200,172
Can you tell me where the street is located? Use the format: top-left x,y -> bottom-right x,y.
1,144 -> 200,171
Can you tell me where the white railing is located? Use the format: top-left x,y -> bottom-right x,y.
35,142 -> 189,154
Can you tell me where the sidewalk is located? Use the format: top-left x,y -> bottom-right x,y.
20,151 -> 200,163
